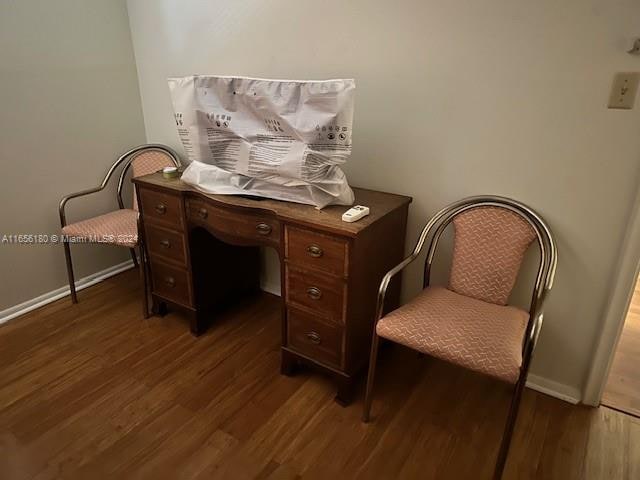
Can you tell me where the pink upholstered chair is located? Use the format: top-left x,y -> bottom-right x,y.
362,196 -> 557,480
59,145 -> 180,316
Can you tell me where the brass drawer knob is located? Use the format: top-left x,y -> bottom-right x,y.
306,286 -> 322,300
159,239 -> 171,249
305,331 -> 321,345
256,223 -> 272,235
198,208 -> 208,219
155,203 -> 167,215
306,244 -> 323,258
163,276 -> 176,288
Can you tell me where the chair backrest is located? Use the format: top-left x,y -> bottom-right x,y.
114,145 -> 181,211
129,149 -> 179,210
448,206 -> 537,305
420,196 -> 557,319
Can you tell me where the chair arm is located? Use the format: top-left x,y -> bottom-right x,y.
529,281 -> 554,348
374,254 -> 420,324
59,186 -> 104,228
523,292 -> 548,359
372,207 -> 450,325
529,311 -> 544,349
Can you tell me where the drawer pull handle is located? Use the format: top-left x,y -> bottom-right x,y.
305,331 -> 321,345
306,286 -> 322,300
306,244 -> 323,258
256,223 -> 272,235
163,276 -> 176,288
198,208 -> 208,219
155,203 -> 167,215
159,239 -> 171,249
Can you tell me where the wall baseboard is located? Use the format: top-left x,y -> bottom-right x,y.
0,259 -> 136,325
526,373 -> 581,404
260,280 -> 281,297
258,281 -> 580,403
1,261 -> 282,326
0,265 -> 581,405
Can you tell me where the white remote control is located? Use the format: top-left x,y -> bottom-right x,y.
342,205 -> 370,223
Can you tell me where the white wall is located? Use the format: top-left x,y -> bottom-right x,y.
0,0 -> 146,311
126,0 -> 640,399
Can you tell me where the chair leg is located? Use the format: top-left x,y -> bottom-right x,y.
139,245 -> 150,319
362,333 -> 381,423
129,247 -> 139,268
493,374 -> 527,479
63,242 -> 78,304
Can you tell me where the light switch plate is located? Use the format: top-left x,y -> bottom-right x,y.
608,72 -> 640,109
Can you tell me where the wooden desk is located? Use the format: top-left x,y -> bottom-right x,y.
133,173 -> 411,404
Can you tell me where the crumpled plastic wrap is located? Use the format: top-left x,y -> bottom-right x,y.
168,75 -> 356,208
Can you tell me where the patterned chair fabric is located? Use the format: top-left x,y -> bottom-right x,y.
60,149 -> 175,249
448,206 -> 537,305
131,150 -> 176,211
61,209 -> 138,248
376,286 -> 528,383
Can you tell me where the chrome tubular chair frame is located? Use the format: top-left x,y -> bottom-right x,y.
58,144 -> 180,307
362,195 -> 557,480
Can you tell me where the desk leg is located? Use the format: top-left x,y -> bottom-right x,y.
151,299 -> 167,316
190,313 -> 205,337
281,349 -> 354,406
335,375 -> 355,406
280,349 -> 298,376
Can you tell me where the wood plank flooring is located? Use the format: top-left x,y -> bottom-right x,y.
0,269 -> 638,479
603,277 -> 640,417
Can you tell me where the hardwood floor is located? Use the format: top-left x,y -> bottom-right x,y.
603,277 -> 640,417
1,269 -> 638,479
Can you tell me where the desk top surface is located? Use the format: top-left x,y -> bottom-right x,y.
134,173 -> 412,237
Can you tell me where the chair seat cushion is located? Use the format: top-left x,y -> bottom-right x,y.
376,286 -> 529,383
61,209 -> 138,247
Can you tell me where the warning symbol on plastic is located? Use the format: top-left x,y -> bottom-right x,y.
328,133 -> 335,140
339,133 -> 346,140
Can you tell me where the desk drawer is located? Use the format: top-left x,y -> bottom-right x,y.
150,260 -> 193,307
285,226 -> 348,277
287,308 -> 343,368
139,188 -> 184,228
187,199 -> 280,246
145,224 -> 187,266
285,266 -> 346,322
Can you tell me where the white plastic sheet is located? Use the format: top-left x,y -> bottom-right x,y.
168,75 -> 356,208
